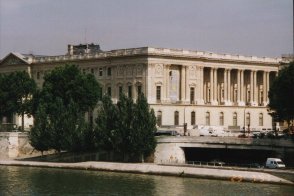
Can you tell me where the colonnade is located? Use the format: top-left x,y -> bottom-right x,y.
202,67 -> 276,106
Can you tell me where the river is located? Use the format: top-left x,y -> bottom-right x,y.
0,166 -> 293,195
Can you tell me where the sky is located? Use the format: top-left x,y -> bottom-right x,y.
0,0 -> 293,58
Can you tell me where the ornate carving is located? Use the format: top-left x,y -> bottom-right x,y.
155,64 -> 163,76
136,64 -> 143,75
189,65 -> 196,77
126,65 -> 133,76
117,65 -> 124,76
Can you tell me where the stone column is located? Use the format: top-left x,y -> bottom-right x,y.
212,68 -> 218,105
240,70 -> 244,105
266,71 -> 270,103
237,69 -> 241,103
224,69 -> 227,103
253,71 -> 258,105
227,69 -> 232,105
181,66 -> 186,102
185,66 -> 189,103
250,70 -> 254,105
210,68 -> 214,103
198,66 -> 204,104
165,64 -> 170,102
263,71 -> 266,105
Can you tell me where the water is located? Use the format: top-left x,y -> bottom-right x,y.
0,166 -> 293,196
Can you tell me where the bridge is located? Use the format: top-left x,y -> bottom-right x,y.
154,136 -> 294,166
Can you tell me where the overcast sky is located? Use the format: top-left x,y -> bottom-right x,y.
0,0 -> 292,58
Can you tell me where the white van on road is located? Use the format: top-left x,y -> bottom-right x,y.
265,158 -> 286,169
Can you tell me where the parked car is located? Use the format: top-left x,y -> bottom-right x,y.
265,158 -> 285,169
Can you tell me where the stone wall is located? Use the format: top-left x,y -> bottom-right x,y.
0,132 -> 41,159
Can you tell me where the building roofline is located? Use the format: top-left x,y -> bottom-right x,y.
1,47 -> 283,65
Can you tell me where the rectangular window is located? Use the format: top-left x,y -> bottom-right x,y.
119,86 -> 123,96
191,112 -> 196,125
99,68 -> 103,76
128,86 -> 132,98
156,86 -> 161,101
37,72 -> 40,79
91,68 -> 94,74
98,87 -> 103,100
190,87 -> 195,104
107,87 -> 111,97
137,85 -> 142,96
107,67 -> 111,76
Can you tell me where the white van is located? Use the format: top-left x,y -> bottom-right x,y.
266,158 -> 285,169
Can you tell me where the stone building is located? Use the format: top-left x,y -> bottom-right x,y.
0,44 -> 281,130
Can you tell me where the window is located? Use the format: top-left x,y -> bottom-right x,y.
259,113 -> 263,126
219,112 -> 224,126
191,111 -> 196,125
137,85 -> 142,96
37,72 -> 40,79
107,67 -> 112,76
128,85 -> 132,98
156,86 -> 161,101
190,87 -> 195,104
246,113 -> 250,126
205,112 -> 210,126
91,68 -> 94,74
99,68 -> 103,76
233,112 -> 237,126
119,86 -> 123,96
174,111 -> 179,125
157,111 -> 162,126
107,87 -> 111,97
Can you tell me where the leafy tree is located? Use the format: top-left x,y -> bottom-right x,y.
95,95 -> 120,152
0,71 -> 36,130
29,102 -> 50,154
131,93 -> 157,161
95,93 -> 157,162
40,64 -> 100,112
30,64 -> 101,152
268,61 -> 294,129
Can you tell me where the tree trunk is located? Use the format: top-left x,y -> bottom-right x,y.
22,113 -> 24,131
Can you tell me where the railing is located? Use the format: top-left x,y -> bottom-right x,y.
186,161 -> 263,169
0,123 -> 17,132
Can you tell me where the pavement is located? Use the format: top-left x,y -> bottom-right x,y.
0,160 -> 293,185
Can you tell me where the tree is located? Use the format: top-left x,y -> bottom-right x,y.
95,93 -> 157,162
131,93 -> 157,161
268,61 -> 294,130
95,95 -> 120,152
30,64 -> 101,152
40,64 -> 100,112
0,71 -> 36,130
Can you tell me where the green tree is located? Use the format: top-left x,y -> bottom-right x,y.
41,64 -> 100,112
131,93 -> 157,162
30,64 -> 101,152
95,95 -> 120,152
268,61 -> 294,129
0,71 -> 36,131
29,102 -> 50,154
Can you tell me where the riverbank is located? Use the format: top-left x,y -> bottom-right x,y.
0,160 -> 293,186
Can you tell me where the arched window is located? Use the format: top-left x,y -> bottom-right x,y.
191,111 -> 196,125
259,113 -> 263,126
246,113 -> 250,126
219,112 -> 224,126
174,111 -> 179,126
233,112 -> 237,126
157,111 -> 162,127
205,112 -> 210,126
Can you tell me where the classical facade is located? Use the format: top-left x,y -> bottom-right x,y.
0,44 -> 281,130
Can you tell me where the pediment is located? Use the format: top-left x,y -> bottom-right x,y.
0,53 -> 29,66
